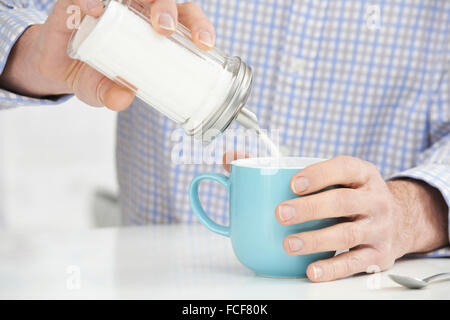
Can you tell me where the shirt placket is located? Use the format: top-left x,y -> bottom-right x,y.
269,0 -> 330,153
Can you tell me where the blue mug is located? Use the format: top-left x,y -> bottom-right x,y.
189,157 -> 338,278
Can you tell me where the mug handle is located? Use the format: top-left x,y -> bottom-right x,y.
189,173 -> 231,237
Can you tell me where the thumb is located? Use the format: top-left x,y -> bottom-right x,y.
66,60 -> 135,110
98,77 -> 136,111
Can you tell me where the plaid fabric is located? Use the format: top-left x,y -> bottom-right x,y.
1,1 -> 450,257
0,0 -> 64,108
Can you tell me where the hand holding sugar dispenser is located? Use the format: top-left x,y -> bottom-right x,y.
68,0 -> 259,142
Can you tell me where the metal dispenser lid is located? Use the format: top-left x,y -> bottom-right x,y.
194,56 -> 253,142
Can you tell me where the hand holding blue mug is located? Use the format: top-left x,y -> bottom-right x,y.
189,156 -> 338,278
267,155 -> 447,282
192,152 -> 447,282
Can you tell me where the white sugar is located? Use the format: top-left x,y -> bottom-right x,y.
258,130 -> 282,158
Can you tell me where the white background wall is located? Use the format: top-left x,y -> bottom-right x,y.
0,97 -> 118,232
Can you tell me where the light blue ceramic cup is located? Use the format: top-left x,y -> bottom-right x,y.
189,157 -> 338,278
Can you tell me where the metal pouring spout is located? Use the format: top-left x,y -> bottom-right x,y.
236,107 -> 261,134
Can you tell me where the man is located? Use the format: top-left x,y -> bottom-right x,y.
0,0 -> 448,282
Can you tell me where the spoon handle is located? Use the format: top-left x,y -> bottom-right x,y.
423,272 -> 450,283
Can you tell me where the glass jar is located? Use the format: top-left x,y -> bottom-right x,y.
67,0 -> 254,142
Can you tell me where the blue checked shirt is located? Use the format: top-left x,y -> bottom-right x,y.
1,0 -> 449,257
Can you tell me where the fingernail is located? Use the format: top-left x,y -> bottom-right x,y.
312,266 -> 323,280
292,177 -> 309,193
87,0 -> 102,10
278,205 -> 295,222
288,238 -> 303,252
199,30 -> 214,47
159,13 -> 175,31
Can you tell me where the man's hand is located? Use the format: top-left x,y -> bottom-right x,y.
276,156 -> 448,282
0,0 -> 215,111
223,152 -> 449,282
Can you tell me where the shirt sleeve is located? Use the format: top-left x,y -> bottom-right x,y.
388,69 -> 450,258
0,0 -> 72,110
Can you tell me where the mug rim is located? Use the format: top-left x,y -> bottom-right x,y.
230,156 -> 326,169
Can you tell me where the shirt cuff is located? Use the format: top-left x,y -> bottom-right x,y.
0,8 -> 71,108
388,164 -> 450,258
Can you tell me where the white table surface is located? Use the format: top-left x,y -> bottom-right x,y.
0,225 -> 449,299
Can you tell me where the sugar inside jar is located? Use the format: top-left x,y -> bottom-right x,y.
68,0 -> 253,142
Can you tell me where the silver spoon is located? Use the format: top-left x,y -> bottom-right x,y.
389,272 -> 450,289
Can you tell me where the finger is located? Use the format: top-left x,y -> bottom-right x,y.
306,246 -> 388,282
283,221 -> 370,255
148,0 -> 178,35
222,151 -> 251,172
275,188 -> 367,225
177,2 -> 216,49
39,0 -> 105,80
46,0 -> 104,34
73,0 -> 104,17
290,156 -> 379,195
